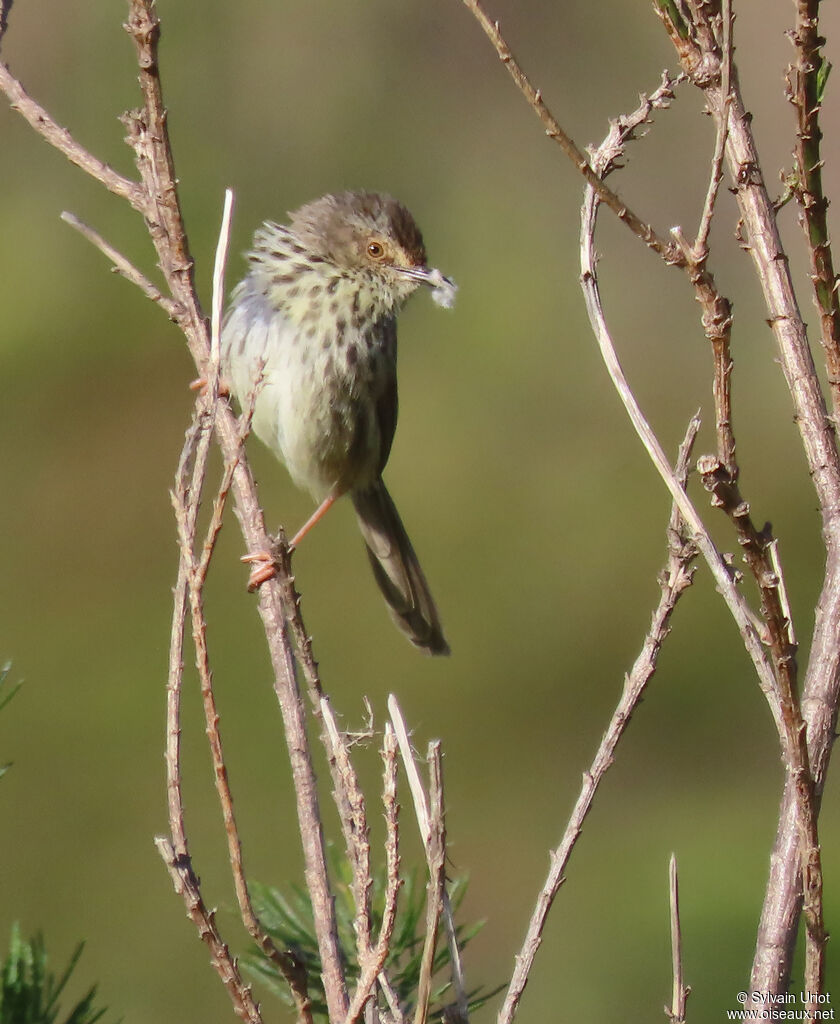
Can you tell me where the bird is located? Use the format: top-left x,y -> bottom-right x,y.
221,190 -> 457,656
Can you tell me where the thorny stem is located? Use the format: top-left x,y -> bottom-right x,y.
172,404 -> 314,1023
497,418 -> 700,1024
788,0 -> 840,419
657,0 -> 831,999
162,407 -> 264,1024
458,0 -> 685,266
0,3 -> 349,1018
123,5 -> 348,1016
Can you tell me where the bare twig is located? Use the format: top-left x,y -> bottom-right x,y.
344,726 -> 403,1024
59,211 -> 181,318
581,154 -> 783,733
497,417 -> 699,1024
693,0 -> 731,257
673,0 -> 737,482
176,386 -> 314,1021
389,698 -> 468,1024
123,5 -> 348,1012
458,0 -> 684,265
379,972 -> 408,1024
2,2 -> 348,1014
172,196 -> 313,1023
321,698 -> 374,952
211,188 -> 235,373
155,836 -> 263,1024
0,61 -> 144,210
187,476 -> 314,1020
161,403 -> 268,1023
655,1 -> 834,995
670,226 -> 737,479
665,854 -> 689,1023
787,0 -> 840,418
165,406 -> 212,857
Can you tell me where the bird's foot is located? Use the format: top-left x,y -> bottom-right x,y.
241,533 -> 289,591
189,375 -> 230,396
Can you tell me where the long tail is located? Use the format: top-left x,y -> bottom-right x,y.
351,480 -> 450,656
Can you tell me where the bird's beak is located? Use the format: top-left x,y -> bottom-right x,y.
396,265 -> 458,309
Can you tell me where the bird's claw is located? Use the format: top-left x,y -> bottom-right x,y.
241,549 -> 279,591
189,375 -> 230,396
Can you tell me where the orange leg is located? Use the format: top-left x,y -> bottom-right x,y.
241,492 -> 338,591
290,492 -> 337,548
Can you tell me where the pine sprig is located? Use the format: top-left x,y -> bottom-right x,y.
244,851 -> 503,1021
0,926 -> 111,1024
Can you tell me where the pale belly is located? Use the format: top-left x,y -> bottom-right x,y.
222,285 -> 396,501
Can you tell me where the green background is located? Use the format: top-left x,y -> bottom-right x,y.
1,1 -> 839,1020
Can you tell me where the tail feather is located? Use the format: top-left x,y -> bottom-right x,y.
351,481 -> 450,656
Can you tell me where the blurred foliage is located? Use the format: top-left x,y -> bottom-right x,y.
246,847 -> 502,1021
2,2 -> 840,1023
0,926 -> 109,1024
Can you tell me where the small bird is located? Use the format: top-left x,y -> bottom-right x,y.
221,190 -> 456,656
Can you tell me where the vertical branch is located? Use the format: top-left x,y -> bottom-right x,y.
160,404 -> 264,1024
121,5 -> 349,1013
693,0 -> 731,259
343,725 -> 403,1024
389,698 -> 467,1024
321,698 -> 375,955
788,0 -> 840,415
655,1 -> 836,995
156,836 -> 264,1024
184,434 -> 314,1021
665,855 -> 689,1023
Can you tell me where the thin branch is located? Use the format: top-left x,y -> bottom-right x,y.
179,426 -> 314,1021
210,188 -> 235,373
165,406 -> 211,857
121,4 -> 349,1012
458,0 -> 685,265
155,837 -> 263,1024
654,1 -> 835,995
161,403 -> 266,1023
344,726 -> 403,1024
787,0 -> 840,418
581,164 -> 783,736
388,698 -> 468,1024
693,0 -> 731,257
378,972 -> 408,1024
665,854 -> 690,1023
321,698 -> 375,953
675,3 -> 737,481
60,211 -> 181,319
497,417 -> 699,1024
671,226 -> 737,479
177,198 -> 314,1023
0,62 -> 144,210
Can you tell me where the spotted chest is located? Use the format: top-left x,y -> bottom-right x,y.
222,275 -> 399,501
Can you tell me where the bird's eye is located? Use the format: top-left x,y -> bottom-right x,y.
367,240 -> 385,259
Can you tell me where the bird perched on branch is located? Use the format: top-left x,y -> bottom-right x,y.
222,190 -> 457,656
